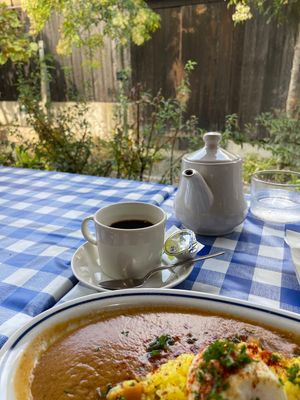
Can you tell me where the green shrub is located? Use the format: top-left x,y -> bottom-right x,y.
250,110 -> 300,170
242,153 -> 278,184
217,111 -> 300,182
5,61 -> 112,176
104,61 -> 202,184
3,56 -> 298,185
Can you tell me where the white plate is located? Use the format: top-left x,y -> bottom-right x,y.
0,289 -> 299,400
71,242 -> 195,291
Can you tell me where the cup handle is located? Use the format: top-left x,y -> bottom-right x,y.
81,216 -> 97,245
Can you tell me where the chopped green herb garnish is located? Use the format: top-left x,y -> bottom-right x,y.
146,334 -> 175,357
235,344 -> 253,367
187,337 -> 198,344
202,340 -> 252,369
278,377 -> 284,386
121,330 -> 129,336
149,349 -> 162,358
286,362 -> 300,386
186,332 -> 198,344
270,353 -> 281,362
196,340 -> 253,398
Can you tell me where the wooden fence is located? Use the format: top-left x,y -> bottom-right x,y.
0,0 -> 298,129
133,1 -> 298,128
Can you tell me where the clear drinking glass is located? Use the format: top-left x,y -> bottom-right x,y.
250,170 -> 300,223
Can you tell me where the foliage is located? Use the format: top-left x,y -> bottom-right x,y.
17,65 -> 89,173
18,0 -> 299,59
0,131 -> 47,170
21,0 -> 160,55
1,58 -> 202,183
4,61 -> 112,175
102,61 -> 202,184
212,110 -> 300,171
208,110 -> 300,183
219,113 -> 247,148
187,113 -> 246,153
242,153 -> 278,184
15,0 -> 299,62
0,2 -> 37,65
248,110 -> 300,170
228,0 -> 300,23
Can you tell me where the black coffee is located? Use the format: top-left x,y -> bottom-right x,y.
110,219 -> 153,229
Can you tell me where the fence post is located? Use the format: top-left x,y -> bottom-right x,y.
38,40 -> 50,113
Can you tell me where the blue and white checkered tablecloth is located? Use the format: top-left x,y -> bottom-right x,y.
162,194 -> 300,313
0,167 -> 300,348
0,167 -> 175,347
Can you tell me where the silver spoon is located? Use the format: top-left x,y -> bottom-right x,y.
99,251 -> 225,290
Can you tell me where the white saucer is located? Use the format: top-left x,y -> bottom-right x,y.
71,242 -> 195,291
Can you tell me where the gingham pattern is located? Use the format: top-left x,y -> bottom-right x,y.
1,167 -> 300,348
162,193 -> 300,313
0,167 -> 175,347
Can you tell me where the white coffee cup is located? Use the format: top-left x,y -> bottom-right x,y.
81,202 -> 167,279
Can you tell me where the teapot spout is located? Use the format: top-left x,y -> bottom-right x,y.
182,168 -> 214,208
174,169 -> 214,231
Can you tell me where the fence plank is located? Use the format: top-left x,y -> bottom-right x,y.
131,7 -> 182,100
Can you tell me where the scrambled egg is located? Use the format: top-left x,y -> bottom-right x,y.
106,339 -> 300,400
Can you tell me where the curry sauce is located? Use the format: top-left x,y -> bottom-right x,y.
15,305 -> 300,400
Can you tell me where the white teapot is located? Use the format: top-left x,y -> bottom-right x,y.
174,132 -> 248,235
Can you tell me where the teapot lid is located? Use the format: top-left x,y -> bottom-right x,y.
184,132 -> 240,163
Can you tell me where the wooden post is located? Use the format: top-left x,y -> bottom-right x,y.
286,23 -> 300,117
38,39 -> 50,112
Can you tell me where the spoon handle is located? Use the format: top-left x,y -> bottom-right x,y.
142,251 -> 225,282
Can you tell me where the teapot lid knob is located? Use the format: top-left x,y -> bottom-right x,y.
184,131 -> 240,163
203,132 -> 221,148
